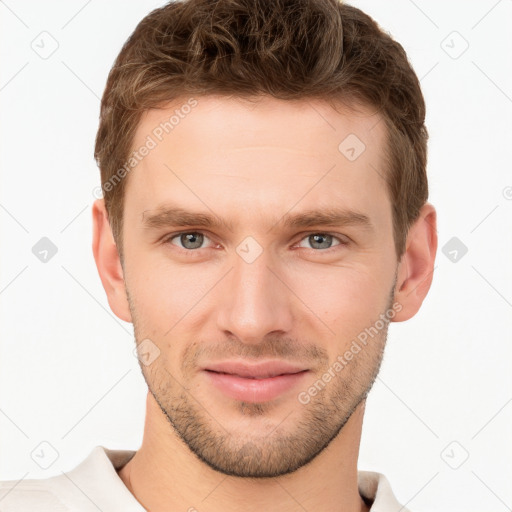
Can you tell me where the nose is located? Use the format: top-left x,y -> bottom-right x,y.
215,248 -> 294,345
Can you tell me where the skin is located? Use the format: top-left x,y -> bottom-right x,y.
92,95 -> 437,512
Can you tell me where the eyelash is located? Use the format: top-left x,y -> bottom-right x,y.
162,231 -> 349,255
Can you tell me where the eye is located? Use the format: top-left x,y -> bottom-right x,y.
162,231 -> 348,254
296,233 -> 347,251
165,231 -> 213,250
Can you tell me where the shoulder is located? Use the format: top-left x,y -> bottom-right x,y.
0,473 -> 75,512
0,445 -> 137,512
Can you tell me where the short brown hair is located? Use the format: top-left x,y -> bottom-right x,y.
94,0 -> 428,261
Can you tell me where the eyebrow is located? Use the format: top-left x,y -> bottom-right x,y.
141,205 -> 374,233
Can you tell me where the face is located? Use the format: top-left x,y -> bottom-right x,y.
119,95 -> 399,478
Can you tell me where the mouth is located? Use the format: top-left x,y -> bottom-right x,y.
202,360 -> 308,379
201,360 -> 310,403
205,370 -> 305,379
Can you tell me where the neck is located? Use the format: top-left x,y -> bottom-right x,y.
118,393 -> 370,512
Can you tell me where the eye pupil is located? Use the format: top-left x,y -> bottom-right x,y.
309,234 -> 332,250
181,232 -> 203,249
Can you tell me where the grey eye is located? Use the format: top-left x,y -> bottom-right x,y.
298,234 -> 341,250
174,232 -> 205,250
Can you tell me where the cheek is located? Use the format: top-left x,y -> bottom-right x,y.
126,255 -> 217,331
289,265 -> 389,340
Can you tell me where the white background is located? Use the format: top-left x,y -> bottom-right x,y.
1,1 -> 511,511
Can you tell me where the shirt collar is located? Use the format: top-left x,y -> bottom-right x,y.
64,445 -> 410,511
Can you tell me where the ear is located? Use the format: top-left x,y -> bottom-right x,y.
392,202 -> 438,322
92,198 -> 132,323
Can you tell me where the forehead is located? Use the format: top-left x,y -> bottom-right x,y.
133,95 -> 385,157
124,95 -> 390,230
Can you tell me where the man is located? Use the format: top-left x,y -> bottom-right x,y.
0,0 -> 437,510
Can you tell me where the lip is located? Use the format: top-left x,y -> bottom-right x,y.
203,370 -> 309,403
202,360 -> 308,379
201,360 -> 309,403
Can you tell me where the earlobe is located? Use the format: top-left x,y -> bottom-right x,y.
91,199 -> 132,323
392,203 -> 438,322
